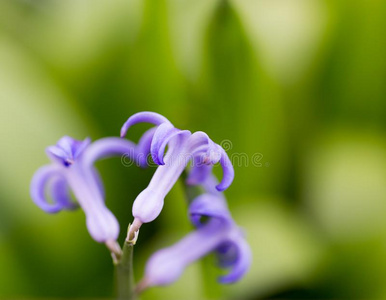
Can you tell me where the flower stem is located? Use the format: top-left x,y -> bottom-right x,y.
200,254 -> 222,299
115,239 -> 136,300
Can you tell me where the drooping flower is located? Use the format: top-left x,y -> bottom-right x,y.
139,189 -> 251,289
121,112 -> 234,233
30,135 -> 151,253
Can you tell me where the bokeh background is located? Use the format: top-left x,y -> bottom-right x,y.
1,0 -> 386,299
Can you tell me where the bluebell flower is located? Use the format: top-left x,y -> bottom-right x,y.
30,135 -> 149,253
139,186 -> 251,289
121,112 -> 234,232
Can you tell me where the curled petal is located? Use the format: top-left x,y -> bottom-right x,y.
187,132 -> 233,191
120,111 -> 171,138
136,127 -> 157,168
188,132 -> 218,163
216,148 -> 234,191
216,240 -> 238,267
82,137 -> 137,167
30,165 -> 67,213
143,219 -> 227,287
189,193 -> 232,228
151,123 -> 191,165
51,177 -> 77,210
218,236 -> 252,284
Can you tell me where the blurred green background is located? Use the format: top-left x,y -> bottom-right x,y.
1,0 -> 386,299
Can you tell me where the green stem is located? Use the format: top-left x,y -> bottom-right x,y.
200,255 -> 222,299
115,240 -> 136,300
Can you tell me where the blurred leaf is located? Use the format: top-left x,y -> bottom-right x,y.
233,0 -> 329,84
304,128 -> 386,240
224,198 -> 324,299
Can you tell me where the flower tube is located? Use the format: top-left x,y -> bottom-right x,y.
120,112 -> 234,235
140,191 -> 251,289
30,135 -> 150,254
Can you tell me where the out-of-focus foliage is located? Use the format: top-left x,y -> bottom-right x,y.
1,0 -> 386,299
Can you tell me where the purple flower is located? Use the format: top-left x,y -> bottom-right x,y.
30,135 -> 147,252
121,112 -> 234,228
140,190 -> 251,289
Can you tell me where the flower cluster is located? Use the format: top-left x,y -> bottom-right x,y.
30,111 -> 250,289
142,176 -> 251,287
120,112 -> 234,234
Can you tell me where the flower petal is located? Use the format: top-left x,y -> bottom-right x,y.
46,137 -> 91,166
74,137 -> 92,159
187,132 -> 233,191
86,207 -> 120,243
120,111 -> 171,138
133,134 -> 191,223
144,218 -> 227,287
151,123 -> 191,165
92,168 -> 105,199
186,157 -> 213,185
51,176 -> 77,210
218,236 -> 252,284
188,132 -> 218,160
66,165 -> 119,242
131,188 -> 165,224
216,240 -> 238,267
30,165 -> 67,213
216,148 -> 234,191
189,193 -> 232,228
136,127 -> 157,168
82,137 -> 137,167
46,146 -> 67,161
56,136 -> 75,156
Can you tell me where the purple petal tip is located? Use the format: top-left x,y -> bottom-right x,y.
215,185 -> 226,192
